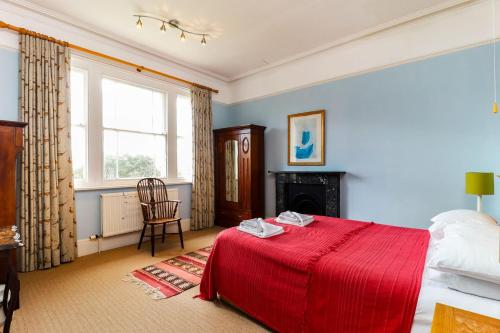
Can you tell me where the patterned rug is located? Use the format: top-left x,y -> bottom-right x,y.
124,245 -> 212,300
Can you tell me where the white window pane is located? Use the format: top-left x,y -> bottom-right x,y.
103,130 -> 118,180
71,126 -> 86,180
176,95 -> 192,137
177,95 -> 192,179
177,136 -> 192,179
102,78 -> 165,134
103,130 -> 166,180
71,69 -> 87,125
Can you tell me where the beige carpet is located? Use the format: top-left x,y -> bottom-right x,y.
13,228 -> 268,333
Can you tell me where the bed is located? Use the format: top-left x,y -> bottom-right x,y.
411,247 -> 500,332
199,215 -> 499,333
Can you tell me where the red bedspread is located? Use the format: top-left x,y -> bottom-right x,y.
199,216 -> 429,333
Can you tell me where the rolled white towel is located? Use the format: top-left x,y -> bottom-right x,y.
240,218 -> 264,233
237,218 -> 284,238
276,211 -> 314,226
260,219 -> 277,235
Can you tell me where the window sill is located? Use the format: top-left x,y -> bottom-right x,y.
75,179 -> 192,192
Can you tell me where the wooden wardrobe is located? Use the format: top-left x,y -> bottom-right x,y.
214,125 -> 266,227
0,120 -> 27,271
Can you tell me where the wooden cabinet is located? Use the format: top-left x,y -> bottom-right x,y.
214,125 -> 266,227
0,120 -> 27,270
431,303 -> 500,333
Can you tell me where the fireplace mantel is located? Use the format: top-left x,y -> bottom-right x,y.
270,171 -> 345,217
268,171 -> 346,175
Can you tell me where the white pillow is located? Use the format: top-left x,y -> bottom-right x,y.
428,222 -> 500,284
431,209 -> 497,225
430,271 -> 500,301
429,210 -> 497,242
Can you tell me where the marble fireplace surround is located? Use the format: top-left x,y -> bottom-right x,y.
270,171 -> 345,218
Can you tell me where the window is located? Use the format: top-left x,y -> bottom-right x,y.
70,56 -> 192,189
102,78 -> 167,180
70,68 -> 88,181
177,95 -> 192,180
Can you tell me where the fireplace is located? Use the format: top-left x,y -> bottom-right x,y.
287,183 -> 326,215
271,171 -> 345,217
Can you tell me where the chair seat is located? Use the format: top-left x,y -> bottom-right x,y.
146,217 -> 180,225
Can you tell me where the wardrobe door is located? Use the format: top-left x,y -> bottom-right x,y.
215,132 -> 242,227
239,132 -> 252,218
223,135 -> 240,209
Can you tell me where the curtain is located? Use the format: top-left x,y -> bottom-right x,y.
190,87 -> 215,230
19,34 -> 77,272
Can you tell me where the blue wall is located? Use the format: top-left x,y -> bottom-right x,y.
215,44 -> 500,229
0,48 -> 193,240
0,49 -> 18,121
4,42 -> 500,233
212,101 -> 234,128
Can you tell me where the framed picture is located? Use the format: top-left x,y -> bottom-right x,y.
288,110 -> 325,166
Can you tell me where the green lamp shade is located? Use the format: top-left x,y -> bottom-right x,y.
465,172 -> 494,195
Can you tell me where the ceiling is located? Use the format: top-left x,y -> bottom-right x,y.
11,0 -> 467,81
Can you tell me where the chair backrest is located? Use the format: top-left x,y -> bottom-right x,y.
137,178 -> 170,220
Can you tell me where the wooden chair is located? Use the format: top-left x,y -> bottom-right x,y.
136,178 -> 184,256
0,264 -> 20,333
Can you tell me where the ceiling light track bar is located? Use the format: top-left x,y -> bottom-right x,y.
133,14 -> 208,45
133,14 -> 207,37
0,20 -> 218,93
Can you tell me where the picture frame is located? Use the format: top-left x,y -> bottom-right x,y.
288,110 -> 325,166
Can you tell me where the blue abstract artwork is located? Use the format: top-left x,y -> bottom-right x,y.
288,110 -> 324,165
295,131 -> 314,159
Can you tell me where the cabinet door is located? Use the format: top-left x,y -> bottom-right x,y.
239,133 -> 251,211
0,126 -> 24,227
220,134 -> 240,210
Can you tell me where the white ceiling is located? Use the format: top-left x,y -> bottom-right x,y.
9,0 -> 468,81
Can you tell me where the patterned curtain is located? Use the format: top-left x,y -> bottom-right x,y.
19,34 -> 77,272
190,87 -> 215,230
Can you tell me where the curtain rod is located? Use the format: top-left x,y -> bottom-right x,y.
0,20 -> 219,94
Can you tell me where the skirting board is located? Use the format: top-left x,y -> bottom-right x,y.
77,218 -> 190,257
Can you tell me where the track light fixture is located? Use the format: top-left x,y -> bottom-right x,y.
133,14 -> 210,45
160,21 -> 167,33
136,16 -> 143,29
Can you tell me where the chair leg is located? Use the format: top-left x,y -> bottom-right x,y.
177,220 -> 184,249
162,223 -> 166,243
151,225 -> 155,257
138,224 -> 147,250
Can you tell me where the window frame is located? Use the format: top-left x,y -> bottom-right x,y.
70,67 -> 89,186
176,93 -> 193,180
71,55 -> 192,190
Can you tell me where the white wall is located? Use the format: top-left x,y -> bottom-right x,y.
229,0 -> 500,104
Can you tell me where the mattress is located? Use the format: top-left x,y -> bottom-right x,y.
411,247 -> 500,332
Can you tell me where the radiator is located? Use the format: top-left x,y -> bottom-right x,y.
100,188 -> 180,238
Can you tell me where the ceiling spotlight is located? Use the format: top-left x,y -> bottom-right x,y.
201,35 -> 207,45
180,31 -> 186,41
160,21 -> 167,33
136,16 -> 143,29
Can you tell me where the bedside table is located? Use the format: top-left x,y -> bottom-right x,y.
431,303 -> 500,333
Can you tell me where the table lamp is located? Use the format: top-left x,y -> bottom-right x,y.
465,172 -> 494,212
